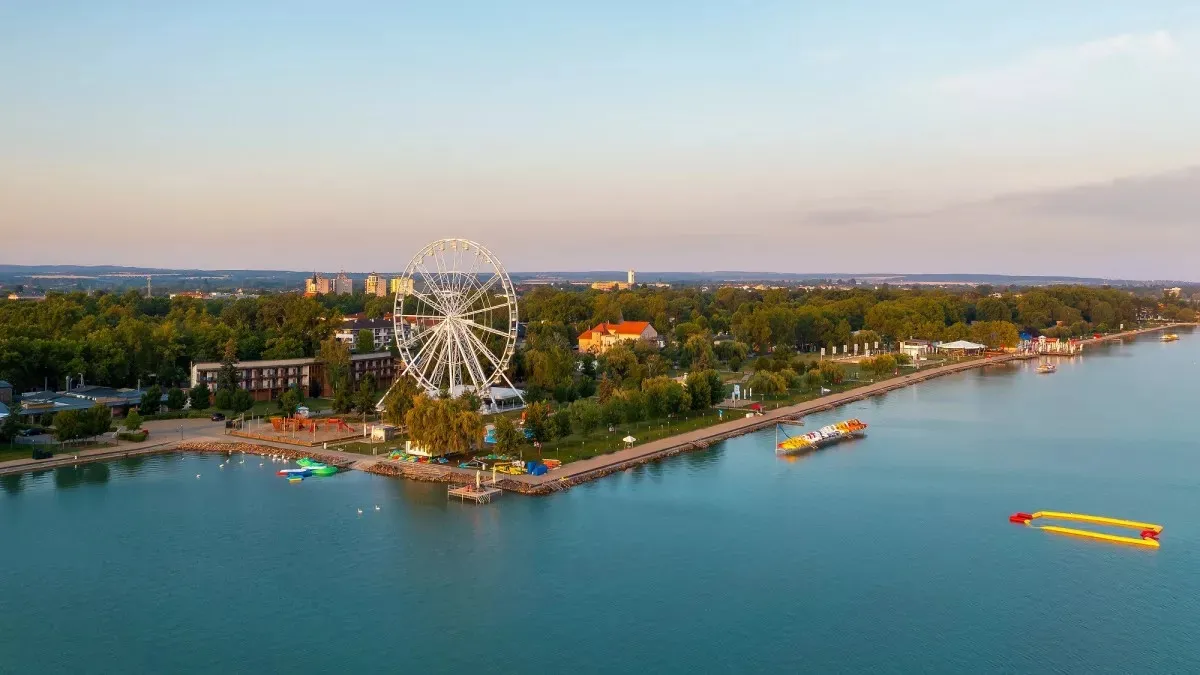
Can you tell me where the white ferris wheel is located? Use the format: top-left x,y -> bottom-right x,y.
391,238 -> 521,404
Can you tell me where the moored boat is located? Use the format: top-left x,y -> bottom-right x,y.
1036,363 -> 1056,374
1161,333 -> 1179,342
775,419 -> 867,456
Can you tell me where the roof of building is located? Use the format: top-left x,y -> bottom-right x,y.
351,351 -> 395,361
340,318 -> 394,330
578,321 -> 652,340
19,392 -> 100,413
67,385 -> 143,402
192,357 -> 318,370
0,401 -> 8,418
0,380 -> 11,389
937,340 -> 987,350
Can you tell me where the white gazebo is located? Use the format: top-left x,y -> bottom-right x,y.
936,340 -> 987,356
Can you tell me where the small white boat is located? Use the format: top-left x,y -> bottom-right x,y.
1036,363 -> 1056,374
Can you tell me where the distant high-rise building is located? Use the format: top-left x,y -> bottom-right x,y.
305,273 -> 332,296
389,277 -> 413,296
364,272 -> 387,297
333,271 -> 353,295
627,269 -> 636,286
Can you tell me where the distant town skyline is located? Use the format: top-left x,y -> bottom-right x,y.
3,2 -> 1200,278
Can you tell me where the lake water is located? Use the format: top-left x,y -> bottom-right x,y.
2,333 -> 1198,673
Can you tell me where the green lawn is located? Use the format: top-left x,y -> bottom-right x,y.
333,437 -> 408,456
526,408 -> 724,464
0,441 -> 115,464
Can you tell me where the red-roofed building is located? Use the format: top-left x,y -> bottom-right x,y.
577,321 -> 659,354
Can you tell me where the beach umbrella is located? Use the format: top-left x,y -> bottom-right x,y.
622,435 -> 636,447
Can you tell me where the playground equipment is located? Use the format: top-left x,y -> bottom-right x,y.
1009,511 -> 1162,548
268,416 -> 356,434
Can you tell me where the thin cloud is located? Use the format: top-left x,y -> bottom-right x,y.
936,30 -> 1178,100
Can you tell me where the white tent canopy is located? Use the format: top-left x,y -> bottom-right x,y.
937,340 -> 987,350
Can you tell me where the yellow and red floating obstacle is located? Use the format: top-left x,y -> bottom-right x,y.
1009,511 -> 1163,548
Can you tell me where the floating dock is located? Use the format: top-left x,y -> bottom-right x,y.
1009,511 -> 1162,548
448,484 -> 502,504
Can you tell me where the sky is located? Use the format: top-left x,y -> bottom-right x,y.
2,1 -> 1199,279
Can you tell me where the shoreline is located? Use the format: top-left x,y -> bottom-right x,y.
1,323 -> 1187,487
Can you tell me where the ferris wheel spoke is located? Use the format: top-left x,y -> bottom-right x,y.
460,274 -> 502,313
405,323 -> 447,370
457,303 -> 509,318
462,325 -> 509,381
462,318 -> 511,339
405,283 -> 447,315
450,323 -> 487,393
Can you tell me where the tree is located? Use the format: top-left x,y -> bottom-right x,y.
975,297 -> 1011,322
213,388 -> 232,411
165,387 -> 185,411
685,371 -> 716,411
567,399 -> 602,434
523,401 -> 553,444
683,333 -> 716,370
381,374 -> 423,426
278,385 -> 303,416
747,370 -> 786,396
54,410 -> 83,443
354,375 -> 377,414
355,329 -> 375,354
124,409 -> 142,431
552,410 -> 572,439
405,394 -> 483,456
778,368 -> 802,389
596,375 -> 617,404
230,388 -> 255,414
601,396 -> 625,426
333,387 -> 354,414
802,369 -> 823,391
492,414 -> 523,456
968,321 -> 1020,349
460,389 -> 482,414
818,360 -> 845,386
622,390 -> 646,422
600,344 -> 642,387
715,340 -> 749,371
318,335 -> 352,397
139,385 -> 162,415
216,338 -> 239,391
0,399 -> 20,443
189,383 -> 211,411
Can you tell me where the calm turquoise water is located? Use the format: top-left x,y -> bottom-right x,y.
3,333 -> 1199,673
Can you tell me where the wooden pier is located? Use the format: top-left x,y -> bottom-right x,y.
448,484 -> 502,504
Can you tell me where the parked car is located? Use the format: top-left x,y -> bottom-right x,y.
210,412 -> 226,421
295,406 -> 310,418
18,428 -> 40,437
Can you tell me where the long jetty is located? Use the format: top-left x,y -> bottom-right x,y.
0,323 -> 1186,486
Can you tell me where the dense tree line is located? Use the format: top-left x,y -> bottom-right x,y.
1,284 -> 1191,408
518,284 -> 1189,362
0,291 -> 340,394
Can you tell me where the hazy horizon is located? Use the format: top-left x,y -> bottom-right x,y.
4,2 -> 1199,277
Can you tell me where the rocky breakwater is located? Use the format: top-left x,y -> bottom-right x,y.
362,460 -> 462,484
